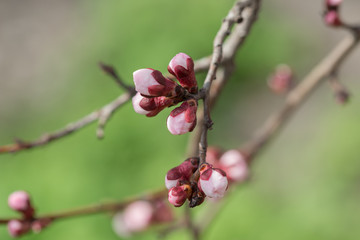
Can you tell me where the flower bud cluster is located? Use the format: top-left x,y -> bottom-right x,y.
112,199 -> 173,238
165,157 -> 231,208
165,158 -> 199,207
132,53 -> 198,135
7,191 -> 51,238
324,0 -> 343,27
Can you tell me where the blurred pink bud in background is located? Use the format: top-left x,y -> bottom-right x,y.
219,150 -> 249,183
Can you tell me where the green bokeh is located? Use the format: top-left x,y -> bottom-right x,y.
1,1 -> 359,240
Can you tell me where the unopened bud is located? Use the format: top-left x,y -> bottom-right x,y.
132,93 -> 174,117
8,220 -> 30,238
167,99 -> 197,135
112,201 -> 154,237
268,64 -> 293,94
326,0 -> 342,10
199,168 -> 228,198
133,68 -> 181,97
168,53 -> 198,94
165,158 -> 199,189
168,184 -> 191,207
324,11 -> 342,27
31,218 -> 52,233
165,167 -> 182,190
8,191 -> 34,218
219,150 -> 249,183
123,201 -> 153,231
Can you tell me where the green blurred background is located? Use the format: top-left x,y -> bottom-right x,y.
1,0 -> 360,239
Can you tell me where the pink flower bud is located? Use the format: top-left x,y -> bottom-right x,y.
168,53 -> 198,94
268,64 -> 293,94
167,99 -> 197,135
31,218 -> 52,233
199,168 -> 228,198
132,93 -> 174,117
8,191 -> 31,212
168,184 -> 191,207
7,220 -> 30,238
324,11 -> 342,27
112,201 -> 154,237
165,167 -> 182,190
165,158 -> 199,189
178,157 -> 199,179
133,68 -> 181,97
326,0 -> 342,9
112,213 -> 131,237
123,201 -> 153,231
219,150 -> 249,182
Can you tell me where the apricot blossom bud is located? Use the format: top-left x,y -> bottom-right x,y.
132,93 -> 174,117
165,158 -> 199,189
219,150 -> 249,182
165,167 -> 182,190
31,218 -> 52,233
168,184 -> 191,207
8,220 -> 30,238
8,191 -> 30,212
112,201 -> 153,237
168,53 -> 198,94
199,168 -> 228,198
167,99 -> 197,135
326,0 -> 342,9
133,68 -> 181,97
268,64 -> 293,94
324,11 -> 342,27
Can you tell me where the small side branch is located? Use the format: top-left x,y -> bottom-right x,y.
0,189 -> 167,224
243,32 -> 360,160
0,93 -> 132,153
99,62 -> 136,94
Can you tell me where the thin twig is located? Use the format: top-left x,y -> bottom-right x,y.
184,206 -> 200,240
243,32 -> 359,160
0,189 -> 167,224
99,62 -> 135,94
198,0 -> 258,166
0,93 -> 132,153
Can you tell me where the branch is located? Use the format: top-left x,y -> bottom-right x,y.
0,93 -> 132,153
99,62 -> 135,94
243,32 -> 360,159
0,189 -> 167,224
198,0 -> 259,165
